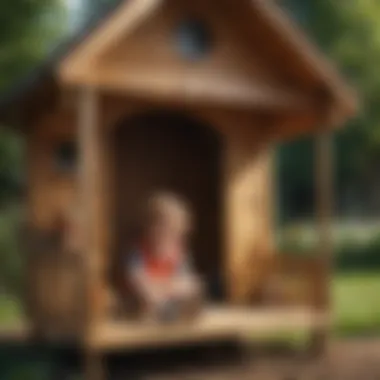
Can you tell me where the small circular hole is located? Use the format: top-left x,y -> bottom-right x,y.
175,18 -> 213,61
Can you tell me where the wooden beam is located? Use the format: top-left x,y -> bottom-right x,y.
78,87 -> 106,379
223,124 -> 275,304
312,129 -> 334,354
315,131 -> 333,308
89,307 -> 329,351
59,0 -> 162,82
79,87 -> 99,330
61,68 -> 314,112
249,0 -> 358,119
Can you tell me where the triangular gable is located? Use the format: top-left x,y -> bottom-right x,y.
246,0 -> 358,120
58,0 -> 330,112
57,0 -> 357,120
60,0 -> 162,77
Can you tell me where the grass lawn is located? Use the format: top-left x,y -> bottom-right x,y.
333,271 -> 380,335
0,294 -> 23,326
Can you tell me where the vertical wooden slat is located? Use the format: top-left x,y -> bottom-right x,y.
315,131 -> 333,308
313,129 -> 334,353
79,87 -> 98,330
25,128 -> 40,335
78,87 -> 105,380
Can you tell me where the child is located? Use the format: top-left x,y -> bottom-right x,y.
126,192 -> 203,323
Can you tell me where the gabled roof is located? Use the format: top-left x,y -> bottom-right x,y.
250,0 -> 358,120
0,0 -> 357,126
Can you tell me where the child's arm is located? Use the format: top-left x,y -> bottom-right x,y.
169,254 -> 202,299
127,253 -> 165,306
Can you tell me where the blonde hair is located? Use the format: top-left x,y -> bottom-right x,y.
143,192 -> 192,232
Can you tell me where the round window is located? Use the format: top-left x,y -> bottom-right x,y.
175,19 -> 213,60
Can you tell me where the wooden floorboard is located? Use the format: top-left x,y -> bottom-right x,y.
91,306 -> 329,351
0,307 -> 329,353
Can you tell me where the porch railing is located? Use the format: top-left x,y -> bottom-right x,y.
255,253 -> 328,309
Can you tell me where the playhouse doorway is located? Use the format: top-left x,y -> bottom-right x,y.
112,111 -> 224,300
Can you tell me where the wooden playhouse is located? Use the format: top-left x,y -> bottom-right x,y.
0,0 -> 357,368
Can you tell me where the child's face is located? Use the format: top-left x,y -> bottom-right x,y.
147,211 -> 190,255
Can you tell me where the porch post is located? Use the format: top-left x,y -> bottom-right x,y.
313,128 -> 334,352
78,86 -> 105,380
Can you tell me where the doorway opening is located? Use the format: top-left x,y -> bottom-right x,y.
111,111 -> 224,301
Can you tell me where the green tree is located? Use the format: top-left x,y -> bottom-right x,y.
0,1 -> 66,297
0,1 -> 65,204
278,0 -> 380,219
0,0 -> 66,91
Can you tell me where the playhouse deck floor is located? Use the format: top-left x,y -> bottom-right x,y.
90,306 -> 329,351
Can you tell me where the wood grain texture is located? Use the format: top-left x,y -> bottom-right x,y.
315,132 -> 333,310
89,306 -> 329,351
249,0 -> 358,117
78,88 -> 109,339
59,0 -> 315,114
25,110 -> 83,337
311,131 -> 334,354
18,0 -> 353,359
26,110 -> 77,229
222,114 -> 275,304
58,0 -> 357,127
264,254 -> 328,308
60,0 -> 162,80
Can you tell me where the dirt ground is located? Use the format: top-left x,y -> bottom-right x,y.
327,339 -> 380,380
1,333 -> 379,379
110,339 -> 380,380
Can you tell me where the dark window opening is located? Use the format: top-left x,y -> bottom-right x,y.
54,141 -> 77,173
175,18 -> 213,61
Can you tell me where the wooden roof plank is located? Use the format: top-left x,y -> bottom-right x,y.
89,307 -> 329,351
0,0 -> 358,127
250,0 -> 358,118
59,0 -> 163,81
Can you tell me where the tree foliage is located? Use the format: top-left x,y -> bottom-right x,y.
0,0 -> 65,90
278,0 -> 380,220
0,0 -> 65,205
0,1 -> 65,296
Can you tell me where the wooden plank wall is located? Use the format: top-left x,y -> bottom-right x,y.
204,111 -> 275,304
26,96 -> 276,331
26,110 -> 77,230
26,108 -> 81,335
59,0 -> 306,111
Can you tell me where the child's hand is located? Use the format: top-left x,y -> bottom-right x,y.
146,280 -> 170,307
149,288 -> 165,306
170,276 -> 201,299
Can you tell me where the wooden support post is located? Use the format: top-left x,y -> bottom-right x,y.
312,130 -> 334,355
78,87 -> 105,380
224,125 -> 274,304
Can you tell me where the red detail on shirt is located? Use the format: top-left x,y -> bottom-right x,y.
140,243 -> 183,278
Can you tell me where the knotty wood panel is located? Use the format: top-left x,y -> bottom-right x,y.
60,0 -> 308,112
223,119 -> 274,304
26,110 -> 77,230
